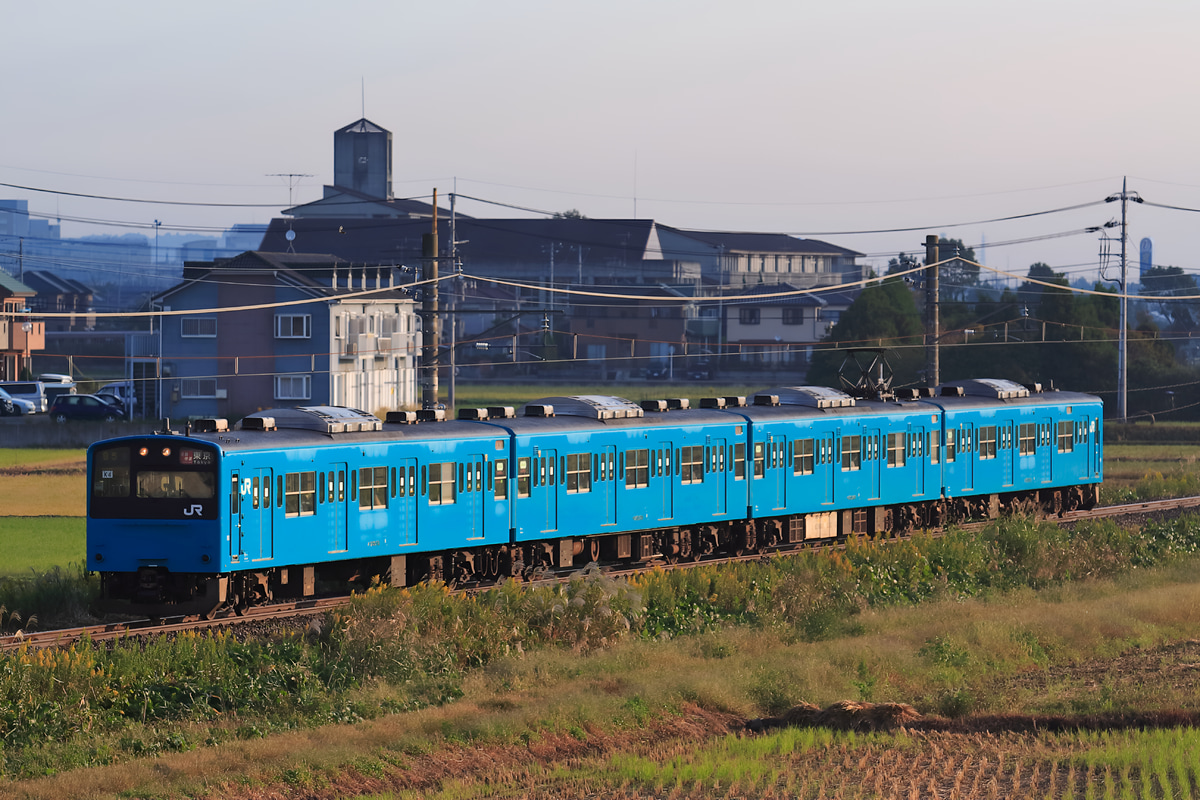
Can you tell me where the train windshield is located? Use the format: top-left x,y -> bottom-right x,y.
91,441 -> 219,519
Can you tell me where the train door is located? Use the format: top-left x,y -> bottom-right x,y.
328,463 -> 348,553
866,428 -> 881,500
600,445 -> 617,525
396,458 -> 417,545
1001,421 -> 1014,487
912,427 -> 925,496
657,442 -> 673,521
541,449 -> 558,533
231,468 -> 274,561
228,471 -> 240,560
712,438 -> 727,515
822,433 -> 836,504
1042,417 -> 1054,483
766,434 -> 786,511
961,426 -> 975,491
466,454 -> 486,539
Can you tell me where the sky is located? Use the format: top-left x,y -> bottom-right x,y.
4,0 -> 1200,289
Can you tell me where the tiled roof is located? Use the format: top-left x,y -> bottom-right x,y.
662,226 -> 863,257
0,269 -> 35,295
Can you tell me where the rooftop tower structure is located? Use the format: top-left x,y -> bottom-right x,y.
333,118 -> 392,200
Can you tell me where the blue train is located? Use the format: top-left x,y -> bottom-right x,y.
85,378 -> 1102,616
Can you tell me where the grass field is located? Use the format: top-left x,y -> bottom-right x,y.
0,517 -> 85,577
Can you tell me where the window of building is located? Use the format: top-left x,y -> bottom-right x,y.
887,432 -> 906,467
181,317 -> 216,338
782,307 -> 803,325
793,438 -> 814,475
1019,423 -> 1037,456
1057,420 -> 1074,453
285,471 -> 316,516
428,462 -> 456,505
625,449 -> 649,488
566,453 -> 591,493
739,307 -> 761,325
275,314 -> 312,339
680,445 -> 704,484
359,466 -> 388,510
841,435 -> 862,471
180,378 -> 218,398
274,375 -> 311,400
979,426 -> 997,459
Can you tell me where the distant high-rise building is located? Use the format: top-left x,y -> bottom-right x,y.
1140,237 -> 1153,283
333,118 -> 392,200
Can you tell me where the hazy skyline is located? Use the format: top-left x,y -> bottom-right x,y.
4,0 -> 1199,287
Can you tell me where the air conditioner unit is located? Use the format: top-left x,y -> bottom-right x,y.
344,342 -> 357,355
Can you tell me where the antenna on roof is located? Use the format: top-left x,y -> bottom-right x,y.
361,76 -> 365,118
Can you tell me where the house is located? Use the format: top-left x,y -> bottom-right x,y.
0,270 -> 44,380
152,251 -> 418,420
720,283 -> 859,369
656,227 -> 865,288
22,270 -> 95,332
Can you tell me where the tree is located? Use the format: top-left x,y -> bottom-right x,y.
936,237 -> 979,303
553,209 -> 587,219
1140,265 -> 1200,331
805,277 -> 925,388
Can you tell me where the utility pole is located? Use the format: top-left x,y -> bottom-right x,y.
924,234 -> 939,388
449,190 -> 457,414
1106,177 -> 1142,423
421,190 -> 440,409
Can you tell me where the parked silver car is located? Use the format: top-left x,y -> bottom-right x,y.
0,385 -> 37,416
0,381 -> 47,413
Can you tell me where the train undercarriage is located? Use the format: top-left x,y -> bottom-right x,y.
99,483 -> 1100,618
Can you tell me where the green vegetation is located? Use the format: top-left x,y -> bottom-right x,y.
5,514 -> 1200,790
0,518 -> 85,577
0,448 -> 86,470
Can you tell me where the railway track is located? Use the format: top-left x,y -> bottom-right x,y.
6,495 -> 1200,653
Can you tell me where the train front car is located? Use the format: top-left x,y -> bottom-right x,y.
88,434 -> 225,616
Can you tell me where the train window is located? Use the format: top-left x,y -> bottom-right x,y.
466,463 -> 473,492
593,453 -> 599,480
665,448 -> 672,476
619,451 -> 625,478
794,439 -> 814,475
1019,423 -> 1036,456
676,449 -> 682,476
681,445 -> 704,484
338,470 -> 345,502
734,443 -> 746,480
1058,421 -> 1074,453
421,465 -> 427,496
477,462 -> 484,491
398,468 -> 406,498
979,427 -> 997,460
753,442 -> 765,478
567,453 -> 591,493
231,475 -> 240,514
252,476 -> 259,509
561,456 -> 566,480
539,456 -> 547,487
841,436 -> 862,472
350,470 -> 356,500
711,447 -> 719,474
459,463 -> 466,492
286,472 -> 317,517
262,476 -> 269,507
428,462 -> 457,505
360,467 -> 388,510
656,449 -> 663,478
929,431 -> 939,465
93,446 -> 131,498
517,457 -> 531,497
609,451 -> 615,480
321,472 -> 327,503
946,430 -> 956,462
718,446 -> 725,472
392,467 -> 397,498
887,432 -> 905,467
625,449 -> 649,488
495,459 -> 508,499
277,475 -> 284,508
548,456 -> 556,486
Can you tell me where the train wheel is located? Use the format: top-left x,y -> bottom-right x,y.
587,537 -> 601,563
